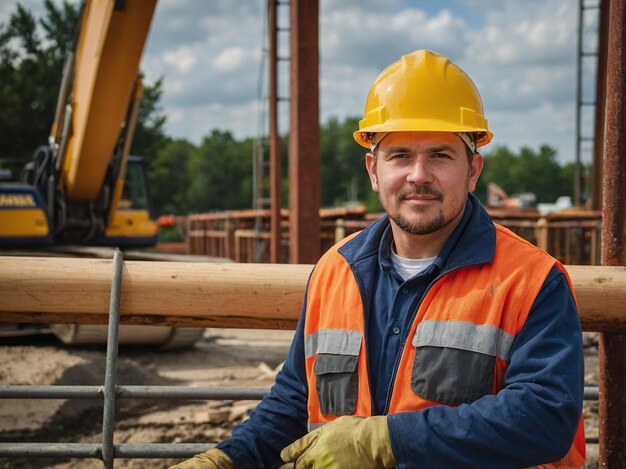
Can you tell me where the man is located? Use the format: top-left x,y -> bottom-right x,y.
173,49 -> 585,468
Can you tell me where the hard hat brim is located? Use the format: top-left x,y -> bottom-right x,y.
353,123 -> 493,150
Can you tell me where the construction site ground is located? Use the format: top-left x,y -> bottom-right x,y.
0,329 -> 599,468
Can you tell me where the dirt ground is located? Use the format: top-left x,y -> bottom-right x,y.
0,328 -> 293,468
0,329 -> 599,468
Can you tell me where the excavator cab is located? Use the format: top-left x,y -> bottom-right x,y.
98,155 -> 158,247
0,154 -> 157,247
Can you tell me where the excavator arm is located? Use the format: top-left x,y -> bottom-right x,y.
1,0 -> 158,247
57,0 -> 156,202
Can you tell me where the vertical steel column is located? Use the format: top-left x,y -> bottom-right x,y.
599,0 -> 626,465
101,249 -> 123,468
269,0 -> 282,263
288,0 -> 320,264
591,0 -> 610,211
575,0 -> 584,207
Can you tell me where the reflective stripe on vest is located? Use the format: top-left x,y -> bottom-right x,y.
303,224 -> 585,467
304,328 -> 362,358
412,319 -> 515,360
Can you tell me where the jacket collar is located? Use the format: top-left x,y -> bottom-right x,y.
339,193 -> 496,274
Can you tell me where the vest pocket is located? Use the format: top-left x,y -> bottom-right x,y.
411,345 -> 494,405
314,353 -> 358,415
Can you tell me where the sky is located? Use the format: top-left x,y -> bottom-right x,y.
2,0 -> 601,164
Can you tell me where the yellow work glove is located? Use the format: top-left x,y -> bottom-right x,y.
280,415 -> 395,469
169,447 -> 235,469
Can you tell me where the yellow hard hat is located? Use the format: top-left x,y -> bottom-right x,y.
354,49 -> 493,149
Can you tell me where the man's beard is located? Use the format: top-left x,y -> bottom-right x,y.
391,210 -> 445,235
386,185 -> 447,235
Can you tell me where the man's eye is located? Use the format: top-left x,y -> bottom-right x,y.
432,153 -> 450,159
391,153 -> 409,159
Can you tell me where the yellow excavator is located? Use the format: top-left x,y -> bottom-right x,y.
1,0 -> 158,247
0,0 -> 203,347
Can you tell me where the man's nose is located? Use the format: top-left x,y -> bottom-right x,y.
406,158 -> 433,184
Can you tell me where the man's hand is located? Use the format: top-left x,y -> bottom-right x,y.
280,415 -> 395,469
169,447 -> 234,469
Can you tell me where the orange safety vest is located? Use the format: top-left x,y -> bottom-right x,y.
303,224 -> 585,468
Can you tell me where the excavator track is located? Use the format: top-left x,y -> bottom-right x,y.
50,324 -> 205,349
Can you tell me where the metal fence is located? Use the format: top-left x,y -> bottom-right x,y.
0,250 -> 600,466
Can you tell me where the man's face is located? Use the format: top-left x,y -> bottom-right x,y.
365,131 -> 483,236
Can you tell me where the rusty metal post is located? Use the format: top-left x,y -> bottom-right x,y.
288,0 -> 320,264
575,0 -> 584,207
269,0 -> 282,263
591,0 -> 610,211
599,0 -> 626,465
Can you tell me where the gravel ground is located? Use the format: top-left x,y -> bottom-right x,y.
0,329 -> 599,468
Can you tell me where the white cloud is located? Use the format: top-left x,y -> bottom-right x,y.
214,47 -> 248,72
165,100 -> 260,145
464,0 -> 575,66
162,46 -> 197,73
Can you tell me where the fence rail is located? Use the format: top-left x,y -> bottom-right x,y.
182,208 -> 603,265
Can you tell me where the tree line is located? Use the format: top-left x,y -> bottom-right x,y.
1,1 -> 581,219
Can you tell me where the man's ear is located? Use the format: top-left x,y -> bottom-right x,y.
468,153 -> 484,193
365,152 -> 379,192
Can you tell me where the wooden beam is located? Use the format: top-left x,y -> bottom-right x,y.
0,257 -> 625,331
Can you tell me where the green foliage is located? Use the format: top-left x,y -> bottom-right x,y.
320,116 -> 380,211
186,130 -> 254,213
130,77 -> 169,159
147,138 -> 193,215
0,1 -> 166,165
158,224 -> 185,243
137,117 -> 588,217
0,0 -> 78,162
477,144 -> 574,203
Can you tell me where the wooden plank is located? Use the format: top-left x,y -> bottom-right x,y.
0,257 -> 625,331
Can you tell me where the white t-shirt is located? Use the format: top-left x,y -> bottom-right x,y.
391,250 -> 436,281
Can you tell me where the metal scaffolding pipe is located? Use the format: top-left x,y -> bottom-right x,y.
0,385 -> 101,399
0,384 -> 602,401
0,384 -> 601,401
584,386 -> 600,400
591,0 -> 610,210
575,0 -> 584,206
102,249 -> 123,468
114,443 -> 216,458
0,443 -> 214,459
268,0 -> 282,263
0,385 -> 269,401
599,0 -> 626,464
0,443 -> 101,458
116,385 -> 268,400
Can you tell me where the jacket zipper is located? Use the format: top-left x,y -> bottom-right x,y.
349,263 -> 377,415
381,262 -> 481,414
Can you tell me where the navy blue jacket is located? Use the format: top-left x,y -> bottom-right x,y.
219,194 -> 584,468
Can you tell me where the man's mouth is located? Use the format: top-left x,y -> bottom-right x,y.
399,187 -> 443,202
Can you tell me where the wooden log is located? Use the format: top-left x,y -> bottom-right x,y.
0,257 -> 625,332
566,265 -> 626,331
0,257 -> 309,330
